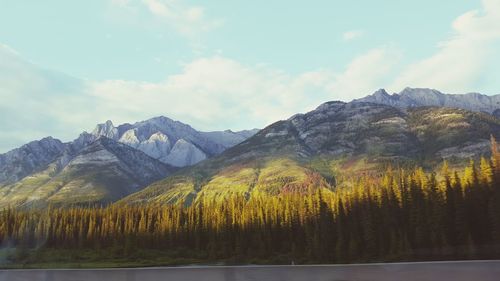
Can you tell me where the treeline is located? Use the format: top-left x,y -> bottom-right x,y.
2,139 -> 500,264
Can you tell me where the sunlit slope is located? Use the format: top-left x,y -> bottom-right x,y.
120,102 -> 500,206
120,158 -> 327,205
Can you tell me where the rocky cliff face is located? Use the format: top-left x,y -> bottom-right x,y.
222,101 -> 420,163
356,88 -> 500,114
234,100 -> 500,162
0,137 -> 65,185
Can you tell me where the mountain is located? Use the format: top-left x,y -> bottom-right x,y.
121,101 -> 500,206
202,129 -> 260,148
0,116 -> 258,207
3,91 -> 500,208
0,137 -> 174,208
356,88 -> 500,115
0,137 -> 65,185
89,116 -> 258,167
0,116 -> 257,186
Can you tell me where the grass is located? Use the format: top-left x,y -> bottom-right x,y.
0,247 -> 299,269
0,248 -> 208,269
0,246 -> 444,269
120,175 -> 197,205
0,170 -> 53,207
194,166 -> 258,202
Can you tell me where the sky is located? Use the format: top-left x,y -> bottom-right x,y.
1,0 -> 500,153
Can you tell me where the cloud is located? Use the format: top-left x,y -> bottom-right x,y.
342,30 -> 364,41
5,1 -> 499,152
326,47 -> 400,100
88,57 -> 334,130
88,49 -> 399,130
1,41 -> 398,152
0,44 -> 93,152
111,0 -> 223,37
390,0 -> 500,93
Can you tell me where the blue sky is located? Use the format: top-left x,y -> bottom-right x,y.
1,0 -> 500,152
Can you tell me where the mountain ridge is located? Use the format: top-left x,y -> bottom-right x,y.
0,116 -> 258,187
355,87 -> 500,116
88,116 -> 259,167
0,137 -> 65,185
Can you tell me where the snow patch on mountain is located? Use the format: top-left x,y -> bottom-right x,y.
92,120 -> 119,139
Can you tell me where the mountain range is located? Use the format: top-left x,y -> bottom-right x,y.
1,88 -> 500,208
0,117 -> 257,208
90,116 -> 258,167
121,99 -> 500,206
356,87 -> 500,117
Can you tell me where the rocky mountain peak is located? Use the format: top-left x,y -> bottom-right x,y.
146,116 -> 193,131
148,115 -> 174,123
92,120 -> 118,139
81,115 -> 258,167
0,137 -> 65,184
163,138 -> 207,167
372,88 -> 390,98
356,88 -> 500,114
314,101 -> 346,113
398,87 -> 439,95
398,87 -> 445,100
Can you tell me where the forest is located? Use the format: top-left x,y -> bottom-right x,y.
1,138 -> 500,266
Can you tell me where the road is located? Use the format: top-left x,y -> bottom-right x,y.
0,260 -> 499,281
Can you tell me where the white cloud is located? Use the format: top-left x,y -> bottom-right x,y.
390,0 -> 500,93
1,41 -> 398,152
111,0 -> 223,37
342,30 -> 364,41
88,57 -> 334,130
88,49 -> 400,130
326,47 -> 400,100
0,44 -> 94,152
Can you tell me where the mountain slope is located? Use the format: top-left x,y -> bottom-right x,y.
356,88 -> 500,114
0,137 -> 174,208
120,101 -> 500,206
0,137 -> 65,185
